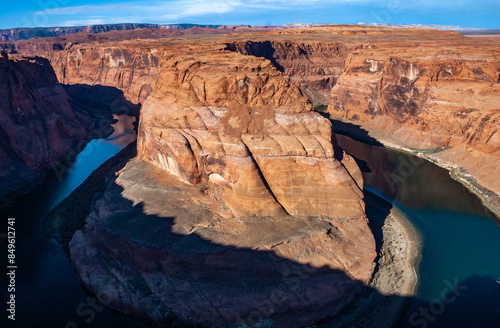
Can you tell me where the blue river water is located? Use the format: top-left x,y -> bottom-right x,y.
0,116 -> 145,328
336,134 -> 500,328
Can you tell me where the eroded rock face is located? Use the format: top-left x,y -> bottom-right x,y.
324,31 -> 500,196
329,50 -> 500,151
0,54 -> 89,211
225,41 -> 353,107
137,45 -> 365,218
47,45 -> 161,105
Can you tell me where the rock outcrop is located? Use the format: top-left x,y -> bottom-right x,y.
62,157 -> 376,328
36,27 -> 378,327
326,30 -> 500,198
0,54 -> 89,212
136,42 -> 365,218
48,45 -> 161,104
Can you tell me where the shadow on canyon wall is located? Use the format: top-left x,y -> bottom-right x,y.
41,84 -> 142,187
324,117 -> 495,218
224,41 -> 285,73
44,142 -> 500,328
64,83 -> 140,124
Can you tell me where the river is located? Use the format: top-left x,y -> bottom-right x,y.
336,133 -> 500,328
0,115 -> 145,328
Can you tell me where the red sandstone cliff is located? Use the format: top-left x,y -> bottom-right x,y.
0,54 -> 89,211
325,29 -> 500,199
137,43 -> 365,218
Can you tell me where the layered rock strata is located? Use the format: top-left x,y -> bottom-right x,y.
326,33 -> 500,203
0,54 -> 89,211
136,44 -> 365,218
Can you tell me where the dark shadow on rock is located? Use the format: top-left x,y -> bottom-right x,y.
64,83 -> 141,123
224,41 -> 285,73
43,143 -> 405,328
363,190 -> 392,258
318,113 -> 384,147
42,139 -> 500,328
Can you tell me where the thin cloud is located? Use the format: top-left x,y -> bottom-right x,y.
61,19 -> 107,26
36,1 -> 243,17
33,0 -> 368,20
26,0 -> 500,28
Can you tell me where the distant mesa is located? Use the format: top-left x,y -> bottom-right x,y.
1,22 -> 496,41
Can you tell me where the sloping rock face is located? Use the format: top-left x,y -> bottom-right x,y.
137,43 -> 365,218
327,32 -> 500,196
48,45 -> 161,104
0,54 -> 89,211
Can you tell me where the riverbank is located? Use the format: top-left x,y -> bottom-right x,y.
329,116 -> 500,221
323,191 -> 422,328
371,199 -> 421,296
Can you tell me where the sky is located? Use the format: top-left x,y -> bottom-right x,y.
0,0 -> 499,30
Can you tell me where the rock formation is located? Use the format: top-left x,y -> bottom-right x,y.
59,155 -> 376,327
137,44 -> 365,218
0,54 -> 89,212
325,28 -> 500,200
35,27 -> 380,326
14,32 -> 367,218
225,40 -> 351,107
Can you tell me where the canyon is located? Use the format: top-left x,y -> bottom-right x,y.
1,25 -> 499,327
6,25 -> 495,213
325,30 -> 500,212
0,54 -> 90,212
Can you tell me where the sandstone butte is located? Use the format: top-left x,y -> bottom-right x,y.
2,26 -> 499,326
